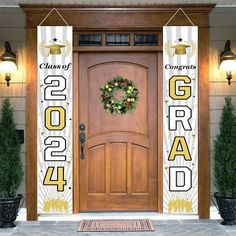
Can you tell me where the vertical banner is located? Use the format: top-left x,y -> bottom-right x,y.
163,26 -> 198,214
37,26 -> 73,214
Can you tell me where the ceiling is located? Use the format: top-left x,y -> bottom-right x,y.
0,0 -> 236,7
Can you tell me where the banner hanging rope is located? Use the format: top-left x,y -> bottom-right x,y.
165,8 -> 195,26
38,8 -> 69,26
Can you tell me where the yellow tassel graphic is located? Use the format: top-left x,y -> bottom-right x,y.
43,197 -> 69,213
168,198 -> 193,213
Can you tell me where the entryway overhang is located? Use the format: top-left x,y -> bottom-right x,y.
21,3 -> 215,220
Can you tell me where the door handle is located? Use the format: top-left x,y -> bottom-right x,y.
79,124 -> 86,160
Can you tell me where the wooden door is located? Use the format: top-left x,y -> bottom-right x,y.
79,53 -> 158,211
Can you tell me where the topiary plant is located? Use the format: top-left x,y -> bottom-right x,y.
0,98 -> 23,198
213,96 -> 236,197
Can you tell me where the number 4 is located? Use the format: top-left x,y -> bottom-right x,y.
43,167 -> 67,192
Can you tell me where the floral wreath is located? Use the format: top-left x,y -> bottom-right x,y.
100,75 -> 139,115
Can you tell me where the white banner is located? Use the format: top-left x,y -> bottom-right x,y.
163,26 -> 198,214
37,26 -> 73,214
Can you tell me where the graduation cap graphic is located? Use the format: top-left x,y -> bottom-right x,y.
39,38 -> 71,57
165,38 -> 196,57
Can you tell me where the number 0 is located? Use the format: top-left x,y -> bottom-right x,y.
45,106 -> 66,131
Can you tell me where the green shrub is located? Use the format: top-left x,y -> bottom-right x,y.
0,98 -> 23,198
214,96 -> 236,197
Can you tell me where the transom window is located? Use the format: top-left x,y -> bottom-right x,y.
77,32 -> 160,47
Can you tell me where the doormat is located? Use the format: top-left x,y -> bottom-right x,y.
78,219 -> 155,232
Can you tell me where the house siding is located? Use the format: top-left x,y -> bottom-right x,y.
0,6 -> 236,209
0,7 -> 26,204
209,7 -> 236,196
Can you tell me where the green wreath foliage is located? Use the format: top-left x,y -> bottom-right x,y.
100,75 -> 139,115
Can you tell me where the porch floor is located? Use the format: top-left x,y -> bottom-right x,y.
0,207 -> 235,236
1,219 -> 236,236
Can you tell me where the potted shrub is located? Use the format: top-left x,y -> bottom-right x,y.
212,96 -> 236,225
0,98 -> 24,228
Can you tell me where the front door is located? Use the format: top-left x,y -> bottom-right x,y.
79,53 -> 158,211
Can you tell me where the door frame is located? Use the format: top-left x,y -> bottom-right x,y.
76,52 -> 161,211
22,4 -> 215,220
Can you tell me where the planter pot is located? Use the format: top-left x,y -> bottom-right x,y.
212,192 -> 236,225
0,194 -> 24,228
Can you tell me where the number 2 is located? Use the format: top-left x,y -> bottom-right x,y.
44,136 -> 66,161
44,75 -> 66,100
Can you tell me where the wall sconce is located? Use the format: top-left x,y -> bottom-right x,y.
0,41 -> 17,86
220,40 -> 236,85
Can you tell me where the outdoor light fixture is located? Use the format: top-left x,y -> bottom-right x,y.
0,41 -> 17,86
220,40 -> 236,85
